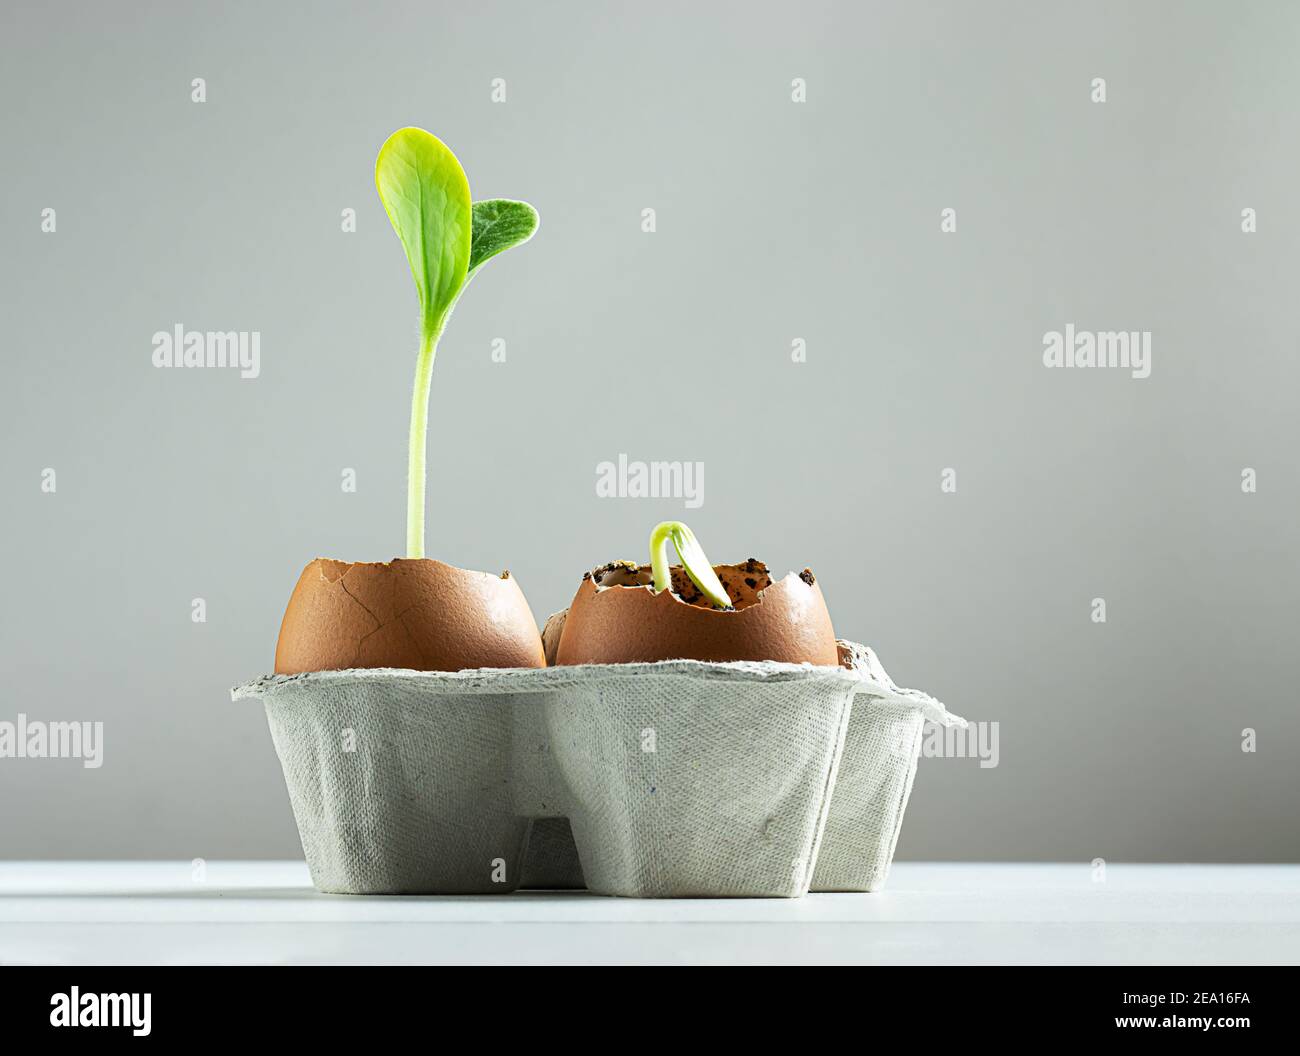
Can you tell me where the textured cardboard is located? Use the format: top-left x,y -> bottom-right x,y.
232,644 -> 963,897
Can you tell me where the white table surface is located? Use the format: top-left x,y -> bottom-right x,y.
1,862 -> 1296,965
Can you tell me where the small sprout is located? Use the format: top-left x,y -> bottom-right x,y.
648,521 -> 732,609
375,127 -> 538,558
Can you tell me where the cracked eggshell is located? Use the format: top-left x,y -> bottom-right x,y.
553,561 -> 838,666
274,558 -> 546,674
540,610 -> 568,667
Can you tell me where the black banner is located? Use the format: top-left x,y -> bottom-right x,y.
0,967 -> 1294,1042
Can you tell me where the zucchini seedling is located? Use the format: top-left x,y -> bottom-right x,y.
648,521 -> 733,610
375,127 -> 539,558
552,520 -> 840,665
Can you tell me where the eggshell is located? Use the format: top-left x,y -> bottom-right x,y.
554,560 -> 838,666
275,558 -> 546,674
540,610 -> 567,667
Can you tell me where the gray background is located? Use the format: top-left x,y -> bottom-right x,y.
2,0 -> 1297,862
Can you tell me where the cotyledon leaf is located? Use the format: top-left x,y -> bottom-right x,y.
468,199 -> 540,278
375,127 -> 473,341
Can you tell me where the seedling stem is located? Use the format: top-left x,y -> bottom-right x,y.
649,521 -> 733,609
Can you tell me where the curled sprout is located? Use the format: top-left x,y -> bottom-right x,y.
648,521 -> 733,610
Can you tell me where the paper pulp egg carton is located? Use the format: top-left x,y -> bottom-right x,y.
232,640 -> 963,898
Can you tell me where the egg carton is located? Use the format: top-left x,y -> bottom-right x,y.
231,641 -> 963,898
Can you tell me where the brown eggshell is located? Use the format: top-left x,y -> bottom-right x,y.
540,610 -> 567,667
275,558 -> 546,674
554,561 -> 838,666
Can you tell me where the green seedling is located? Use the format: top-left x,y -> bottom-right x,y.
648,521 -> 733,610
375,127 -> 539,558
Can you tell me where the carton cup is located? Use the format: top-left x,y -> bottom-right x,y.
232,645 -> 963,897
